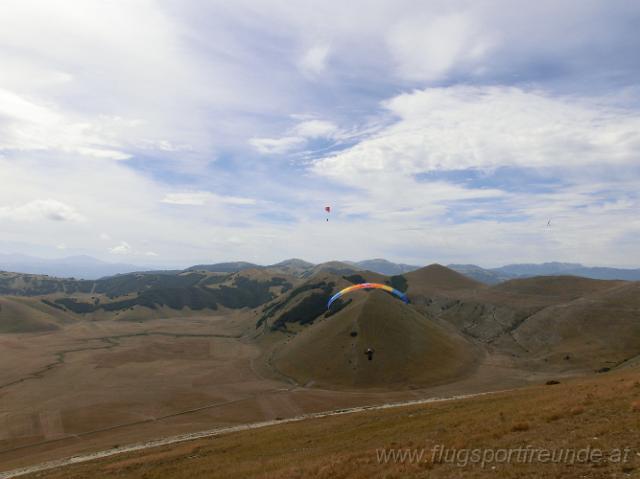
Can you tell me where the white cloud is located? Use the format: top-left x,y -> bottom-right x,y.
222,196 -> 257,206
161,191 -> 256,206
250,119 -> 340,155
0,199 -> 84,222
298,45 -> 330,76
0,88 -> 131,160
387,12 -> 495,82
109,241 -> 132,255
293,120 -> 338,138
314,86 -> 640,179
248,136 -> 307,155
304,85 -> 640,266
161,192 -> 212,206
109,241 -> 158,258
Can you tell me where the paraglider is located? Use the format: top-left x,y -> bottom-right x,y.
325,206 -> 331,221
327,283 -> 409,309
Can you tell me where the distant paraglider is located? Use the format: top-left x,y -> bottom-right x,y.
325,206 -> 331,221
327,283 -> 409,310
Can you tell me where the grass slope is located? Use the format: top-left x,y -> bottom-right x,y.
28,367 -> 640,479
271,290 -> 478,389
0,297 -> 72,333
512,282 -> 640,370
404,264 -> 485,297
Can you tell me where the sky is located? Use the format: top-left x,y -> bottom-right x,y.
1,0 -> 639,268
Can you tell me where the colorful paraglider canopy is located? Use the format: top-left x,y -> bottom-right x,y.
324,206 -> 331,213
327,283 -> 409,309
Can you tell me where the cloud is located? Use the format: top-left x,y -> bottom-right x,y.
109,241 -> 158,257
0,199 -> 84,222
298,45 -> 330,76
161,192 -> 211,206
387,12 -> 495,82
0,88 -> 132,160
249,119 -> 340,155
293,120 -> 338,138
313,86 -> 640,179
306,85 -> 640,266
1,1 -> 639,267
161,191 -> 256,206
248,136 -> 307,155
109,241 -> 132,255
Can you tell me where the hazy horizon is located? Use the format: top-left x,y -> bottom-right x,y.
2,251 -> 640,274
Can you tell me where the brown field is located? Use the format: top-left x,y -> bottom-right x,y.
14,366 -> 640,479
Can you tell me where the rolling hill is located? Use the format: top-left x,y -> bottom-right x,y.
511,281 -> 640,370
0,296 -> 73,333
1,261 -> 639,385
270,289 -> 477,389
404,263 -> 485,297
0,269 -> 297,318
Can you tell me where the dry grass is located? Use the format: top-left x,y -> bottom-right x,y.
272,290 -> 478,389
27,367 -> 640,479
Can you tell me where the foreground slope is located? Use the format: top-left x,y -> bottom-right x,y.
23,366 -> 640,479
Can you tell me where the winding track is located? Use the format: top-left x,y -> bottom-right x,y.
0,388 -> 509,479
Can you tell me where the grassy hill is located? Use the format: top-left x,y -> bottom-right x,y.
301,261 -> 361,278
0,296 -> 74,333
257,270 -> 392,332
0,269 -> 297,320
490,275 -> 625,299
2,263 -> 639,384
271,290 -> 478,389
404,264 -> 485,296
266,258 -> 316,277
511,282 -> 640,370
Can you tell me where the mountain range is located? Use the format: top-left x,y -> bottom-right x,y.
447,261 -> 640,283
0,253 -> 147,280
1,253 -> 640,282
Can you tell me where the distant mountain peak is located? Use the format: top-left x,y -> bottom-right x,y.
353,259 -> 420,276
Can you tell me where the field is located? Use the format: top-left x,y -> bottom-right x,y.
9,365 -> 640,479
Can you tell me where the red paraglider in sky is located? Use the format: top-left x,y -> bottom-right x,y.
325,206 -> 331,221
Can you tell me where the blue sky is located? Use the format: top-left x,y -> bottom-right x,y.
1,0 -> 639,268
